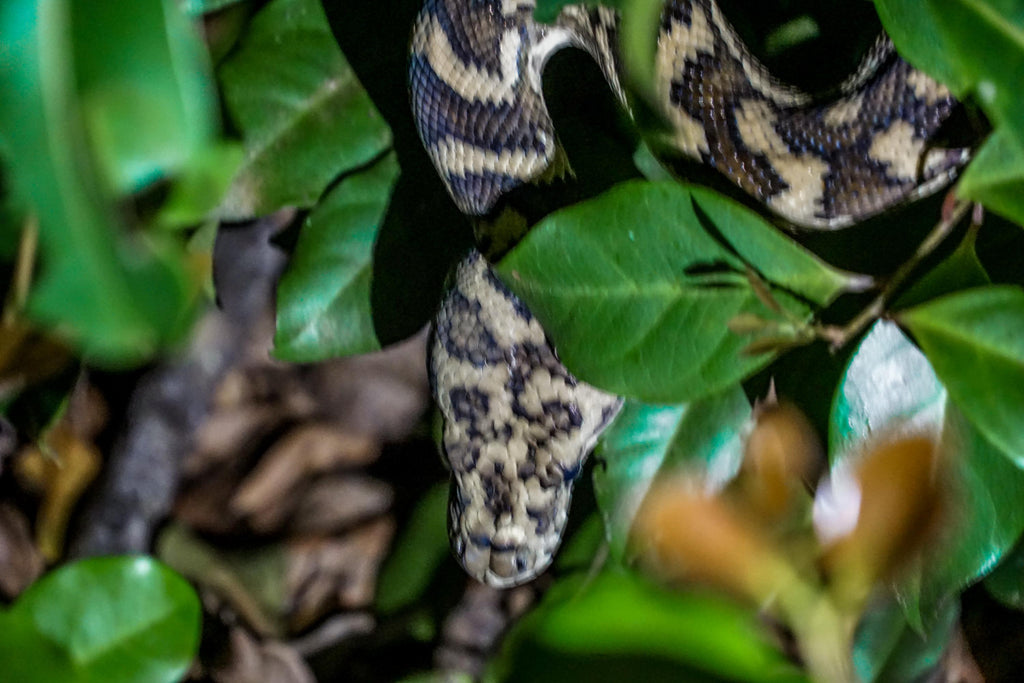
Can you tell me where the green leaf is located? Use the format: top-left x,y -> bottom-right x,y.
852,595 -> 959,683
872,1 -> 968,94
487,570 -> 806,683
180,0 -> 247,16
830,321 -> 1024,623
957,128 -> 1024,226
155,142 -> 245,229
375,482 -> 450,615
898,286 -> 1024,465
71,0 -> 218,195
894,227 -> 990,310
984,538 -> 1024,610
688,186 -> 868,307
0,556 -> 200,683
216,0 -> 392,219
495,181 -> 813,403
0,0 -> 199,365
273,152 -> 399,361
593,386 -> 750,560
923,0 -> 1024,135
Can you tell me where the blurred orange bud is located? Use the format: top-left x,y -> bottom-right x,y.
816,435 -> 944,606
732,402 -> 822,523
631,477 -> 790,603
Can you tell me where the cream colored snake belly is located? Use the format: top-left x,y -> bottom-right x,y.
409,0 -> 970,587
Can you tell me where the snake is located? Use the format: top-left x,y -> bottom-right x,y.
409,0 -> 972,587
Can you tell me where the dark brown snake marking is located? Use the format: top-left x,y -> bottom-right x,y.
410,0 -> 971,586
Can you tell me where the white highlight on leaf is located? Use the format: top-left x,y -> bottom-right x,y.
813,462 -> 862,545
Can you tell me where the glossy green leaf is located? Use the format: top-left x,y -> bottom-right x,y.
274,152 -> 399,361
487,570 -> 807,683
830,321 -> 1024,623
496,181 -> 812,403
0,556 -> 200,683
984,539 -> 1024,610
957,128 -> 1024,227
688,186 -> 867,307
593,386 -> 750,559
216,0 -> 392,218
898,286 -> 1024,465
71,0 -> 218,195
894,227 -> 989,310
852,595 -> 958,683
924,0 -> 1024,135
180,0 -> 247,16
872,1 -> 968,94
375,482 -> 451,615
0,0 -> 199,365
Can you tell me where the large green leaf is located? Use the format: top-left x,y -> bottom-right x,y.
216,0 -> 392,218
898,286 -> 1024,466
984,539 -> 1024,610
496,181 -> 827,402
872,1 -> 968,94
0,0 -> 200,365
957,128 -> 1024,227
71,0 -> 217,195
852,595 -> 959,683
830,321 -> 1024,624
274,152 -> 399,360
486,570 -> 806,683
924,0 -> 1024,134
893,227 -> 990,310
0,556 -> 200,683
593,386 -> 750,560
687,186 -> 866,307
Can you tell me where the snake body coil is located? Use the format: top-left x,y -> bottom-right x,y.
411,0 -> 970,586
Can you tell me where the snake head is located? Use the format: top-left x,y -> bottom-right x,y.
431,252 -> 621,587
446,439 -> 589,587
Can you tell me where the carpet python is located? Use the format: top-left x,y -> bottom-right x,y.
409,0 -> 971,587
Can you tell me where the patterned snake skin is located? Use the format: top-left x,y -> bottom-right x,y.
409,0 -> 971,586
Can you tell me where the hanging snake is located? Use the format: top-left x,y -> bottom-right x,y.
409,0 -> 971,587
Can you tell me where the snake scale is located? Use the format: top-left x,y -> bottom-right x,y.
409,0 -> 971,587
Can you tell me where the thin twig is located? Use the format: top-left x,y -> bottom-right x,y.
815,199 -> 973,352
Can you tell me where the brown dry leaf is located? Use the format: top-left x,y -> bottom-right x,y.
176,459 -> 254,535
230,425 -> 380,526
287,475 -> 393,535
214,363 -> 317,419
308,332 -> 430,441
211,627 -> 315,683
0,503 -> 44,598
14,423 -> 102,562
286,517 -> 394,631
185,405 -> 286,476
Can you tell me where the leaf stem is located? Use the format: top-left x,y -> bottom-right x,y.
815,199 -> 973,352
